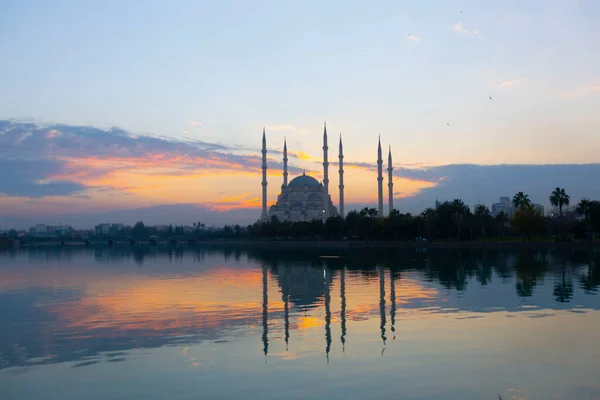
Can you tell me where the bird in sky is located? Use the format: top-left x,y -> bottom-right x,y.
446,122 -> 450,126
489,96 -> 493,100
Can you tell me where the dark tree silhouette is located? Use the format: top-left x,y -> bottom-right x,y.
549,187 -> 570,216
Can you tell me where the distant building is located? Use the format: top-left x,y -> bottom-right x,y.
533,204 -> 545,216
53,225 -> 73,237
95,223 -> 111,236
110,223 -> 124,234
492,197 -> 514,218
35,224 -> 48,238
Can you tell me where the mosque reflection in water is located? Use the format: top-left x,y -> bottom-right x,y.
0,246 -> 599,370
262,262 -> 397,360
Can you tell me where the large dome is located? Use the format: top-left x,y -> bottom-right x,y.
288,174 -> 320,188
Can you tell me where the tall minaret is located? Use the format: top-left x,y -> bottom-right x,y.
322,122 -> 329,218
338,135 -> 344,218
377,136 -> 384,217
261,128 -> 268,222
388,146 -> 393,215
283,137 -> 288,187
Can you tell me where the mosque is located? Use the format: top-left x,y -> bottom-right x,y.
260,123 -> 394,222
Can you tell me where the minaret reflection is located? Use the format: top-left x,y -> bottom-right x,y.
262,265 -> 269,358
324,267 -> 332,363
390,270 -> 397,340
379,265 -> 387,354
283,266 -> 290,351
340,266 -> 347,353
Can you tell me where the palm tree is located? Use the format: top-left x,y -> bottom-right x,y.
420,207 -> 436,240
512,192 -> 531,209
474,204 -> 491,239
576,198 -> 592,222
495,211 -> 509,238
451,199 -> 468,239
549,187 -> 570,216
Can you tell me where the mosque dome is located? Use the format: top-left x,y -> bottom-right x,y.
288,173 -> 320,188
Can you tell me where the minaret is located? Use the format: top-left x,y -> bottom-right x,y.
322,122 -> 330,218
377,136 -> 384,217
261,128 -> 268,222
338,135 -> 345,218
283,137 -> 288,187
388,146 -> 393,216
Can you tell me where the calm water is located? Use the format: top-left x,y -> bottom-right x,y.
1,246 -> 600,400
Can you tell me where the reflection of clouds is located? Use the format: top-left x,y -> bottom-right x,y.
2,247 -> 600,371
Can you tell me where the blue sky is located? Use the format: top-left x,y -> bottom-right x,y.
2,0 -> 599,164
1,1 -> 600,227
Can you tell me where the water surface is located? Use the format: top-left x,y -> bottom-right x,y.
1,246 -> 599,399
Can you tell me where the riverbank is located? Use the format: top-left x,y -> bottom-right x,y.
17,239 -> 600,250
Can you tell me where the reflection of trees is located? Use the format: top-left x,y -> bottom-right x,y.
514,251 -> 548,298
553,258 -> 574,303
475,250 -> 493,286
579,253 -> 600,294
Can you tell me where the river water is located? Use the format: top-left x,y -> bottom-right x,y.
1,246 -> 599,400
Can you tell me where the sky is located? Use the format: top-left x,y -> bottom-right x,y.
1,0 -> 600,228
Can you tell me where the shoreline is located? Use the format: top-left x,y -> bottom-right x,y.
14,239 -> 600,250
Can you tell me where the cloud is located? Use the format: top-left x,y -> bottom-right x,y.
557,83 -> 600,100
0,120 -> 303,198
188,118 -> 204,127
0,158 -> 87,198
499,79 -> 525,88
203,192 -> 261,211
408,34 -> 421,42
290,151 -> 314,161
452,22 -> 479,36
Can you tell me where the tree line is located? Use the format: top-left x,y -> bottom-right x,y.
248,188 -> 600,242
26,187 -> 598,242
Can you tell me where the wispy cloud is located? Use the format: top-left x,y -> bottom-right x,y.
557,83 -> 600,100
452,22 -> 479,36
407,34 -> 421,42
188,118 -> 204,127
0,121 -> 303,198
203,192 -> 261,211
499,79 -> 525,88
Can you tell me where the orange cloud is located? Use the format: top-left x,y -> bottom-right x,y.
205,192 -> 262,211
291,151 -> 315,161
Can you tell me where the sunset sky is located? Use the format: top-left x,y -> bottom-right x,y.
1,0 -> 600,228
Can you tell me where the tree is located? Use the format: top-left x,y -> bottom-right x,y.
576,198 -> 592,222
576,198 -> 593,239
474,204 -> 491,239
512,204 -> 544,242
495,211 -> 509,238
132,221 -> 147,239
420,207 -> 436,240
512,192 -> 531,209
549,187 -> 570,216
451,199 -> 469,240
